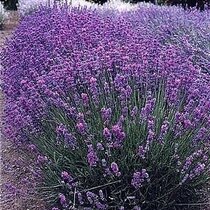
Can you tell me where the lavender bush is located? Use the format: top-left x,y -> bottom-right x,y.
2,5 -> 210,210
18,0 -> 138,16
18,0 -> 54,15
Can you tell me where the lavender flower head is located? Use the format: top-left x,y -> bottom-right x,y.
87,144 -> 99,167
111,162 -> 121,177
131,169 -> 150,189
59,193 -> 67,206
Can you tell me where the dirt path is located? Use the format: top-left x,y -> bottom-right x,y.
0,11 -> 47,210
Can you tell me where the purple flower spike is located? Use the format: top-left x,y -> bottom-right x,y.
103,127 -> 112,141
97,143 -> 104,150
101,107 -> 112,123
111,162 -> 121,177
81,93 -> 89,106
112,124 -> 126,147
131,169 -> 150,189
137,146 -> 146,159
78,192 -> 84,205
56,124 -> 77,148
87,145 -> 98,167
37,155 -> 48,164
76,122 -> 87,135
61,171 -> 70,181
59,193 -> 66,206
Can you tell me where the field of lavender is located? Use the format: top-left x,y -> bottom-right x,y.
1,1 -> 210,210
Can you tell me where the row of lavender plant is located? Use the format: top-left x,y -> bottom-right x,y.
18,0 -> 139,16
1,4 -> 210,210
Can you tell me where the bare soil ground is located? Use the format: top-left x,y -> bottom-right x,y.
0,11 -> 47,210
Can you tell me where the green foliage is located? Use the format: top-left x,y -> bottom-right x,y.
0,0 -> 18,10
30,78 -> 209,209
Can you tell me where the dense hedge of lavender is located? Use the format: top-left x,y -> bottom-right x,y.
18,0 -> 138,16
2,4 -> 210,210
18,0 -> 51,15
18,0 -> 99,16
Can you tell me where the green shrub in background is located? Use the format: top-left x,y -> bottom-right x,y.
0,0 -> 209,10
88,0 -> 209,10
0,0 -> 18,10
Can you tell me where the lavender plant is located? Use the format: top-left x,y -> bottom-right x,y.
18,0 -> 54,15
36,68 -> 210,209
2,5 -> 210,210
18,0 -> 137,16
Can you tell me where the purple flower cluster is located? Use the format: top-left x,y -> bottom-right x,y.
111,162 -> 121,177
56,124 -> 77,149
86,191 -> 107,209
2,6 -> 210,144
180,149 -> 208,184
1,4 -> 210,210
61,171 -> 77,189
59,193 -> 67,207
76,113 -> 88,135
87,144 -> 99,167
101,107 -> 112,123
111,124 -> 126,147
131,169 -> 150,189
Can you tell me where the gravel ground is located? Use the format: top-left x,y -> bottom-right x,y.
0,11 -> 47,210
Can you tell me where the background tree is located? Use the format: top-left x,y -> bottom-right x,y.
0,0 -> 18,10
